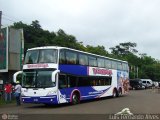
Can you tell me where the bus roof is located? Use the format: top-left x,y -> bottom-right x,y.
28,46 -> 128,63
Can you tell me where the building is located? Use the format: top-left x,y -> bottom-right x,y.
0,27 -> 24,90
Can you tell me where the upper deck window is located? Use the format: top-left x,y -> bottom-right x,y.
79,53 -> 88,65
111,61 -> 117,69
25,50 -> 39,64
25,49 -> 58,64
97,58 -> 105,68
105,59 -> 112,69
89,56 -> 97,67
122,63 -> 128,71
66,51 -> 77,64
59,50 -> 65,64
117,62 -> 123,70
39,49 -> 57,63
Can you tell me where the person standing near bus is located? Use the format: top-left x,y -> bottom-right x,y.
14,81 -> 22,106
4,82 -> 12,103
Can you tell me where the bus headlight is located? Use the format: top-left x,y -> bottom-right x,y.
47,91 -> 56,96
21,92 -> 25,96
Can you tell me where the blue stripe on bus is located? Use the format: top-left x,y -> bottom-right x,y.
59,86 -> 111,101
22,86 -> 111,104
22,95 -> 58,104
59,65 -> 88,75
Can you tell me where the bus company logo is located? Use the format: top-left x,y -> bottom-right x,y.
27,64 -> 49,69
92,68 -> 112,75
2,114 -> 8,120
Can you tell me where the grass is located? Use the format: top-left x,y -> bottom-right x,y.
0,99 -> 6,106
0,97 -> 16,106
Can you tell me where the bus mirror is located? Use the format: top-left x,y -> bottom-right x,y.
52,70 -> 60,83
13,71 -> 23,83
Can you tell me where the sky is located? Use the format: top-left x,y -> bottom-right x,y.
1,0 -> 160,60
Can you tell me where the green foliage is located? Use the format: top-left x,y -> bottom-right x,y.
86,45 -> 108,56
110,42 -> 138,56
110,42 -> 160,81
11,20 -> 160,81
12,21 -> 85,53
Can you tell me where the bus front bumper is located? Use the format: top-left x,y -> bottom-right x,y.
21,96 -> 58,104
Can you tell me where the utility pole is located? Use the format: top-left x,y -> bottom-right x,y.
134,66 -> 136,79
137,66 -> 138,78
0,11 -> 2,30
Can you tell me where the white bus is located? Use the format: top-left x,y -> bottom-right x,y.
14,46 -> 129,105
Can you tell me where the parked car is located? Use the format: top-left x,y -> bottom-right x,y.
141,79 -> 153,88
129,79 -> 145,90
152,81 -> 159,88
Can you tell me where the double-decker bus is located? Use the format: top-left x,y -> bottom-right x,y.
13,46 -> 129,105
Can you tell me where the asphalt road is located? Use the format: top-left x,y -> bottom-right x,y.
0,89 -> 160,120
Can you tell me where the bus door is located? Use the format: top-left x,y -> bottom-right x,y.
58,74 -> 68,103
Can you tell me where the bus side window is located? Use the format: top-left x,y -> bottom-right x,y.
123,63 -> 128,71
89,56 -> 97,67
59,50 -> 65,64
79,53 -> 88,65
118,62 -> 122,70
68,75 -> 77,88
59,74 -> 67,89
106,77 -> 112,85
105,59 -> 111,69
98,58 -> 105,68
111,61 -> 117,69
66,51 -> 77,64
91,79 -> 96,86
95,79 -> 98,86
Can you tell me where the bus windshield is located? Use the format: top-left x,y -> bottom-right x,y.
25,49 -> 58,64
22,70 -> 56,88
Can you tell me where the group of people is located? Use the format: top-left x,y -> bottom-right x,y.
4,81 -> 22,106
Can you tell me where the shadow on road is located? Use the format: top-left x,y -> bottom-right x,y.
24,95 -> 126,109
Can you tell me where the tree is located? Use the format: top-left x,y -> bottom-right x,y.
110,42 -> 138,56
12,20 -> 56,53
11,20 -> 160,81
86,45 -> 108,56
120,42 -> 138,54
31,20 -> 41,29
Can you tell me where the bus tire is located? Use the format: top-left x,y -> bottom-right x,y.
113,89 -> 118,98
71,92 -> 80,105
118,88 -> 122,97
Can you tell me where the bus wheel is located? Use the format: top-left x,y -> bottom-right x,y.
118,88 -> 122,97
72,93 -> 80,105
113,89 -> 118,98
